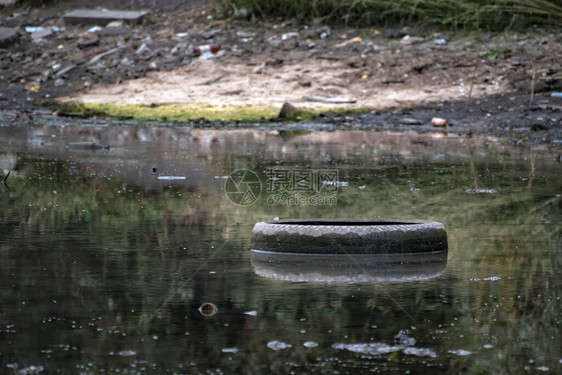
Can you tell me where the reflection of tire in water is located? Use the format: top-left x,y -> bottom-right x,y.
250,251 -> 447,283
250,219 -> 448,255
225,169 -> 261,206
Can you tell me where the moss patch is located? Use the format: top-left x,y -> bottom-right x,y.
47,101 -> 367,123
50,102 -> 285,122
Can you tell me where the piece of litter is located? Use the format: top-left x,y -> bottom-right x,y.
244,310 -> 258,316
252,63 -> 266,74
25,26 -> 45,33
303,341 -> 318,348
448,349 -> 473,356
117,350 -> 137,357
333,342 -> 403,355
88,26 -> 102,33
267,340 -> 292,351
176,32 -> 189,40
193,44 -> 221,56
157,176 -> 186,180
401,35 -> 425,44
465,189 -> 497,194
86,47 -> 121,65
136,42 -> 149,54
323,180 -> 348,187
403,347 -> 437,358
281,32 -> 299,40
199,50 -> 224,60
335,36 -> 363,48
395,330 -> 416,347
431,117 -> 449,127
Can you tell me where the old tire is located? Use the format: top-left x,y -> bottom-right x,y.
250,219 -> 447,255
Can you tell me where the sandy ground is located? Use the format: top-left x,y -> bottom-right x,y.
67,29 -> 554,112
69,41 -> 510,111
55,6 -> 562,114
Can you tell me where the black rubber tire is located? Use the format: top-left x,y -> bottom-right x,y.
250,219 -> 447,255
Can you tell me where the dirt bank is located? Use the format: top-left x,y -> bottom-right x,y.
0,1 -> 561,146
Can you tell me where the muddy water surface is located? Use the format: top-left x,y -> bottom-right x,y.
0,125 -> 560,374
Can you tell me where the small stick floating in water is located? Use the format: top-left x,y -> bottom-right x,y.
2,170 -> 10,192
66,142 -> 110,150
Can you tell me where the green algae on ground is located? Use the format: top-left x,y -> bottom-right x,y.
51,102 -> 282,122
48,101 -> 362,123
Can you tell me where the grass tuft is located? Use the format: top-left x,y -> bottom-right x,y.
218,0 -> 562,30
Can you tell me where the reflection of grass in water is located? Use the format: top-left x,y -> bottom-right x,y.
0,153 -> 559,372
246,153 -> 561,369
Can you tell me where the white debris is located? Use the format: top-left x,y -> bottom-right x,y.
157,176 -> 186,180
403,347 -> 437,358
267,340 -> 292,351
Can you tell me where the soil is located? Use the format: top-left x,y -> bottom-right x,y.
1,0 -> 561,146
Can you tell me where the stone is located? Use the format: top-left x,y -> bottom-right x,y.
383,27 -> 412,39
233,8 -> 250,20
278,102 -> 300,119
77,34 -> 99,49
317,26 -> 331,39
31,28 -> 53,40
0,27 -> 19,47
99,20 -> 126,36
201,29 -> 222,39
400,117 -> 422,125
400,35 -> 425,45
63,9 -> 149,25
298,77 -> 311,87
